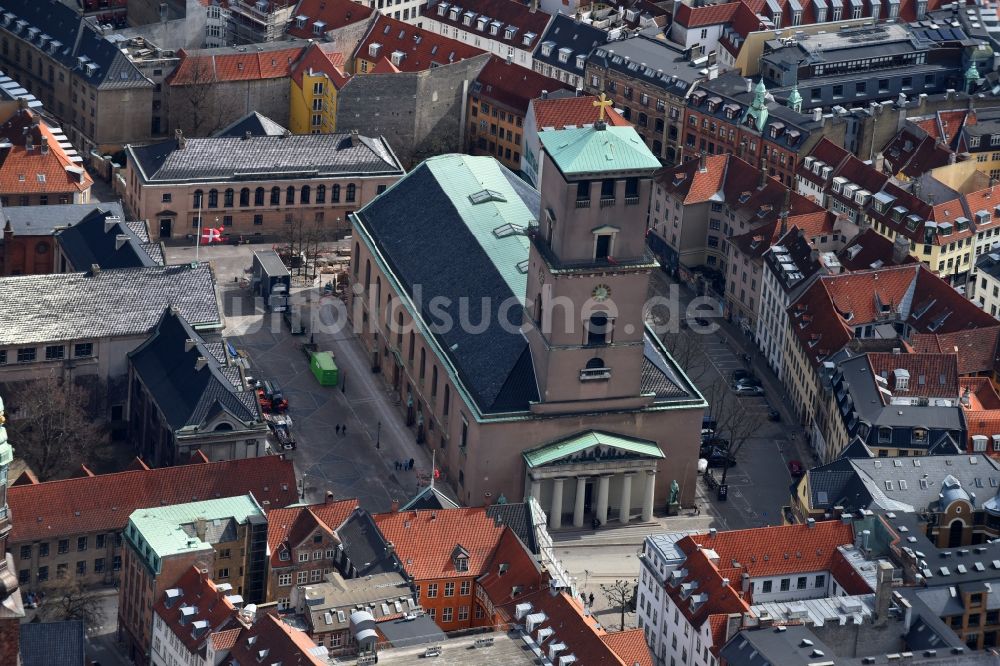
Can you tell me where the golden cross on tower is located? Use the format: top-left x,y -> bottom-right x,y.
593,92 -> 613,122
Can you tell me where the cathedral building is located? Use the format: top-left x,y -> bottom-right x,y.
348,110 -> 706,524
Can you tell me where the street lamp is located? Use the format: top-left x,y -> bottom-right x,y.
376,421 -> 381,449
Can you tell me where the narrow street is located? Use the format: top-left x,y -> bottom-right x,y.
647,269 -> 815,530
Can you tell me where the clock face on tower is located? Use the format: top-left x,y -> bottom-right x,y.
592,283 -> 612,301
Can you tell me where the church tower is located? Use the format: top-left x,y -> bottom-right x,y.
524,96 -> 662,411
0,393 -> 24,662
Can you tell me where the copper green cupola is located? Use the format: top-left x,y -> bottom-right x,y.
745,79 -> 770,132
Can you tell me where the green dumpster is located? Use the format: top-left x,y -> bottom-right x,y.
310,351 -> 339,386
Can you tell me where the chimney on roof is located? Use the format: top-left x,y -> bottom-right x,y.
184,338 -> 197,353
530,0 -> 538,12
741,573 -> 750,595
24,128 -> 33,151
725,613 -> 743,643
698,151 -> 707,173
390,498 -> 400,512
874,561 -> 894,627
40,136 -> 48,155
175,128 -> 186,150
88,263 -> 100,276
708,527 -> 717,538
745,78 -> 753,94
541,90 -> 548,100
961,387 -> 971,407
892,236 -> 910,265
16,97 -> 25,111
349,129 -> 359,147
243,131 -> 252,141
806,517 -> 816,528
195,356 -> 208,371
325,490 -> 335,504
758,157 -> 768,189
115,234 -> 128,251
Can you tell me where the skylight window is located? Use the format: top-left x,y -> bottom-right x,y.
470,189 -> 506,205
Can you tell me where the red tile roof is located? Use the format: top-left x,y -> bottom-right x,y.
828,548 -> 875,595
961,377 -> 1000,409
290,42 -> 349,89
429,0 -> 551,52
8,456 -> 297,544
867,352 -> 959,397
500,589 -> 628,664
374,508 -> 505,580
911,327 -> 1000,375
601,629 -> 654,666
211,628 -> 242,651
153,566 -> 240,656
224,613 -> 325,666
673,1 -> 739,27
837,229 -> 912,272
660,154 -> 728,204
531,95 -> 629,131
476,527 -> 545,620
266,499 -> 358,567
474,56 -> 569,113
686,521 -> 855,580
286,0 -> 373,38
664,546 -> 750,636
168,45 -> 307,85
368,56 -> 401,74
355,14 -> 484,72
0,111 -> 92,195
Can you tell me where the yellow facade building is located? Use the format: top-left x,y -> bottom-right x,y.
289,42 -> 349,135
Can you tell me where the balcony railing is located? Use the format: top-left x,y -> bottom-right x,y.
580,367 -> 612,381
599,197 -> 616,208
575,198 -> 591,208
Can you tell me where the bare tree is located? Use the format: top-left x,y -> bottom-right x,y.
176,57 -> 220,136
35,579 -> 105,627
659,326 -> 710,384
601,579 -> 637,631
1,377 -> 108,480
703,379 -> 765,487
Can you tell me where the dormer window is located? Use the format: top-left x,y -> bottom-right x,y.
970,136 -> 981,148
558,48 -> 571,64
449,7 -> 460,20
490,22 -> 499,35
463,12 -> 473,26
476,16 -> 487,30
452,544 -> 470,571
576,54 -> 586,70
438,3 -> 448,15
505,26 -> 516,40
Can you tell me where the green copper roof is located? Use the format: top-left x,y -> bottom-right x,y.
966,62 -> 980,80
539,126 -> 661,176
523,430 -> 664,468
424,155 -> 533,302
124,494 -> 263,574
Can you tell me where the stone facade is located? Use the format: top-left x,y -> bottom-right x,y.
335,53 -> 491,168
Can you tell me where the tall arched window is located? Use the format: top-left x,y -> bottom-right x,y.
431,365 -> 438,397
353,242 -> 360,276
364,259 -> 371,289
270,187 -> 281,205
408,331 -> 415,362
396,312 -> 403,347
375,276 -> 381,310
300,185 -> 311,204
316,185 -> 326,203
346,183 -> 356,202
443,384 -> 450,416
285,186 -> 295,205
419,348 -> 426,380
255,187 -> 265,205
239,188 -> 250,207
193,189 -> 203,208
332,185 -> 341,202
207,189 -> 218,208
223,188 -> 234,207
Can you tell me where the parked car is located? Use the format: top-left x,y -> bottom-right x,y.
701,428 -> 716,441
700,438 -> 730,457
788,460 -> 805,477
702,416 -> 718,431
767,408 -> 781,422
734,375 -> 762,387
703,448 -> 736,468
731,369 -> 753,383
731,383 -> 765,397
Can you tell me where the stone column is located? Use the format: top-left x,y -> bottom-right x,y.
573,476 -> 587,528
619,473 -> 633,524
550,478 -> 564,530
530,477 -> 541,503
642,470 -> 656,523
595,475 -> 610,527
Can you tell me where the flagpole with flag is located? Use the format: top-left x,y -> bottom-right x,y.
195,192 -> 203,263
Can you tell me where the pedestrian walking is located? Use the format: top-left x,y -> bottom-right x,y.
342,424 -> 347,436
408,458 -> 414,470
588,592 -> 594,607
335,424 -> 341,435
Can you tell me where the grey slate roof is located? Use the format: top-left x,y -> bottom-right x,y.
129,133 -> 404,184
533,14 -> 607,77
588,32 -> 705,93
337,509 -> 403,577
20,620 -> 86,666
0,263 -> 220,346
801,457 -> 874,512
0,2 -> 151,91
213,111 -> 288,138
0,201 -> 124,236
353,157 -> 540,415
719,625 -> 838,666
377,614 -> 447,649
128,308 -> 259,431
486,502 -> 537,554
55,208 -> 162,270
886,511 -> 1000,587
400,484 -> 460,512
